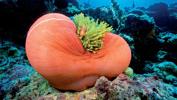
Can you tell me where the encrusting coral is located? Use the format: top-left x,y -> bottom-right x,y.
95,74 -> 177,100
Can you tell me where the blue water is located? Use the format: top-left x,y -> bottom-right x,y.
78,0 -> 177,8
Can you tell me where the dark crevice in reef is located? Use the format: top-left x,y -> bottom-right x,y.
0,0 -> 79,46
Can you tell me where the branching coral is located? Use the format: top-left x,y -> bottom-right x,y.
144,61 -> 177,86
110,0 -> 123,32
73,13 -> 113,53
66,3 -> 81,14
44,0 -> 57,12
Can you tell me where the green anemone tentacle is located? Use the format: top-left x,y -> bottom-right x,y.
73,13 -> 113,53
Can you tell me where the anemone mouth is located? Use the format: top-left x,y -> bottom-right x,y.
73,13 -> 113,53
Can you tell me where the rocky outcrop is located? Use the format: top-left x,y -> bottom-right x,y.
95,74 -> 177,100
147,2 -> 177,33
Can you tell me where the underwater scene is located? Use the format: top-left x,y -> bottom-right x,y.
0,0 -> 177,99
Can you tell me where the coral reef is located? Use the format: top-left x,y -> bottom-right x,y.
44,0 -> 57,12
118,6 -> 177,74
121,10 -> 155,36
38,88 -> 97,100
66,3 -> 81,15
95,74 -> 177,100
1,0 -> 177,99
147,3 -> 169,28
81,1 -> 123,33
1,40 -> 177,99
157,32 -> 177,64
110,0 -> 123,32
144,61 -> 177,86
120,10 -> 160,73
0,41 -> 34,99
15,72 -> 58,99
0,40 -> 98,99
83,7 -> 116,28
147,2 -> 177,33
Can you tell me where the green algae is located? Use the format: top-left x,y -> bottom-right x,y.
124,67 -> 134,77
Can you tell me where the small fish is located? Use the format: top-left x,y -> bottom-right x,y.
79,26 -> 87,38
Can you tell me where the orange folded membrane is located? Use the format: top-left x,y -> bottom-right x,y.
25,13 -> 131,91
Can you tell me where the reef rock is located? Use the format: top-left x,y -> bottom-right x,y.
157,32 -> 177,64
121,10 -> 155,35
1,40 -> 177,100
95,74 -> 177,100
0,41 -> 34,99
168,12 -> 177,33
147,2 -> 177,33
145,61 -> 177,86
120,11 -> 160,73
147,3 -> 169,28
82,0 -> 123,32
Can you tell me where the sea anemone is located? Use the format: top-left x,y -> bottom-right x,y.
25,13 -> 131,91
